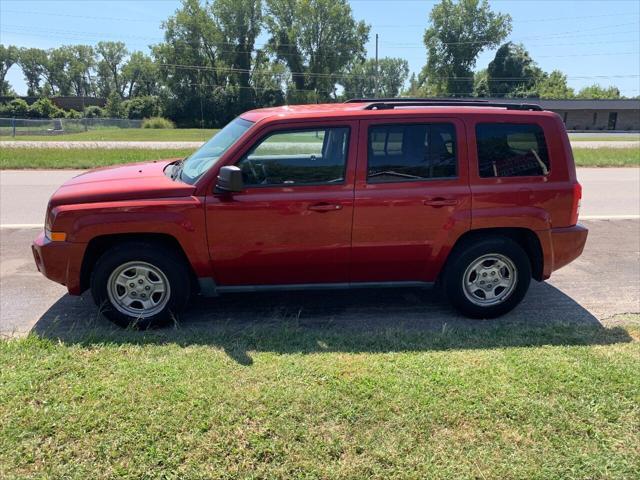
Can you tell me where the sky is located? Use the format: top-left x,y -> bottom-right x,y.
1,0 -> 639,97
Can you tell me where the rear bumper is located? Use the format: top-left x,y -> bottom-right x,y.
32,231 -> 86,295
542,224 -> 588,279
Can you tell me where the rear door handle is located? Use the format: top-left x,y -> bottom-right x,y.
308,203 -> 343,212
423,197 -> 458,207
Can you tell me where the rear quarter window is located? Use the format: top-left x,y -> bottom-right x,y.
476,123 -> 550,178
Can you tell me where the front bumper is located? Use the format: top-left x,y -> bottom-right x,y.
32,230 -> 87,295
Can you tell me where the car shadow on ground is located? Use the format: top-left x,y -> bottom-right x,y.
30,281 -> 634,365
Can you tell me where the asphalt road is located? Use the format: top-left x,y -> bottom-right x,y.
1,168 -> 639,336
1,168 -> 638,226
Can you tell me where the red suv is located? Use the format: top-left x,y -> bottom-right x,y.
32,99 -> 588,328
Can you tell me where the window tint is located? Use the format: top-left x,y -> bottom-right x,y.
476,123 -> 550,178
367,123 -> 457,183
237,128 -> 349,186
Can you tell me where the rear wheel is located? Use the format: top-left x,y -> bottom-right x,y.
90,242 -> 191,329
443,237 -> 531,319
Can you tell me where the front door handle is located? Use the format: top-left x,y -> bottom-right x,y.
308,203 -> 343,212
423,197 -> 458,207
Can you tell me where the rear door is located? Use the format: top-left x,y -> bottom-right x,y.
351,117 -> 471,282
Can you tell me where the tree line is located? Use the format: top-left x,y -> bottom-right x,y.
0,0 -> 628,127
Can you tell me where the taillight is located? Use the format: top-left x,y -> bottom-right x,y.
571,183 -> 582,225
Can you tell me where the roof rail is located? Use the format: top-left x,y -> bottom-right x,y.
345,98 -> 544,111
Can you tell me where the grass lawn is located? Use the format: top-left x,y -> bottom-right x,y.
572,147 -> 640,167
0,128 -> 218,142
0,148 -> 195,169
1,314 -> 638,478
569,134 -> 640,142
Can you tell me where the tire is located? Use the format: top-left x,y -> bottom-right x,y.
443,236 -> 531,319
90,242 -> 191,329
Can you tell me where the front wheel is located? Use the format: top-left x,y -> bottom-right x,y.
90,242 -> 191,329
443,237 -> 531,319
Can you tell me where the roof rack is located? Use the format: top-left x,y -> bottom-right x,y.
345,98 -> 544,111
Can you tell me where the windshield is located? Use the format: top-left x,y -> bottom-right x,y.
180,117 -> 253,184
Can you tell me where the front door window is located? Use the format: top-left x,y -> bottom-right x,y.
237,128 -> 349,186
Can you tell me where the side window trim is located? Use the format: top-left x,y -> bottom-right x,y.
366,122 -> 459,184
236,126 -> 351,188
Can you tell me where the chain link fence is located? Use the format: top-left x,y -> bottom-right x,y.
0,118 -> 143,137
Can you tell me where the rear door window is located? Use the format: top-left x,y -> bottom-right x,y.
476,123 -> 550,177
237,127 -> 349,186
367,123 -> 457,183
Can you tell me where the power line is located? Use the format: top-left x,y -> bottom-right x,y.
2,9 -> 637,26
3,22 -> 639,48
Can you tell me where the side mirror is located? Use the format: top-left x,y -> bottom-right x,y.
216,166 -> 244,193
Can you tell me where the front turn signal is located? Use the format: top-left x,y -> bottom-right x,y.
49,232 -> 67,242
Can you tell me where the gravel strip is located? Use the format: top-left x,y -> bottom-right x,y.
0,140 -> 638,149
0,141 -> 204,149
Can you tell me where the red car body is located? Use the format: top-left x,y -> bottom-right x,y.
33,102 -> 587,307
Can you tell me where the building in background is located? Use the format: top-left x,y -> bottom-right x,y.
489,99 -> 640,131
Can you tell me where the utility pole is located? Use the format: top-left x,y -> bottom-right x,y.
375,33 -> 379,98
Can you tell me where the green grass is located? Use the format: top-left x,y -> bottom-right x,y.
0,128 -> 218,142
1,314 -> 638,479
569,134 -> 640,142
0,148 -> 195,169
573,147 -> 640,167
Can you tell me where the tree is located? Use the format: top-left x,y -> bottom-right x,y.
43,48 -> 72,95
18,48 -> 48,96
251,50 -> 287,106
96,41 -> 129,97
420,0 -> 511,97
0,44 -> 19,96
212,0 -> 263,108
576,84 -> 621,99
122,52 -> 159,97
403,73 -> 422,97
105,91 -> 125,118
536,70 -> 574,99
64,45 -> 96,97
473,69 -> 489,97
153,0 -> 239,126
341,57 -> 409,99
265,0 -> 370,101
486,42 -> 542,97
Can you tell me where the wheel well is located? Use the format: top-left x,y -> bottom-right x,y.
447,228 -> 544,281
80,233 -> 198,292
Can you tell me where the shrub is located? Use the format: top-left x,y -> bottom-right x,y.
0,98 -> 29,117
142,117 -> 175,129
123,96 -> 161,119
27,98 -> 65,119
84,106 -> 105,118
105,92 -> 125,118
65,109 -> 83,119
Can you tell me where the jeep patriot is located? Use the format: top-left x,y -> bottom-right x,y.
32,98 -> 588,327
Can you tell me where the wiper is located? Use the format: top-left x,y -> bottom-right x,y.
368,170 -> 424,180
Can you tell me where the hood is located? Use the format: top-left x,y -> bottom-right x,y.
49,160 -> 197,207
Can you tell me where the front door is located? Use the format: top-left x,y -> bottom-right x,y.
351,117 -> 471,282
205,121 -> 358,286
